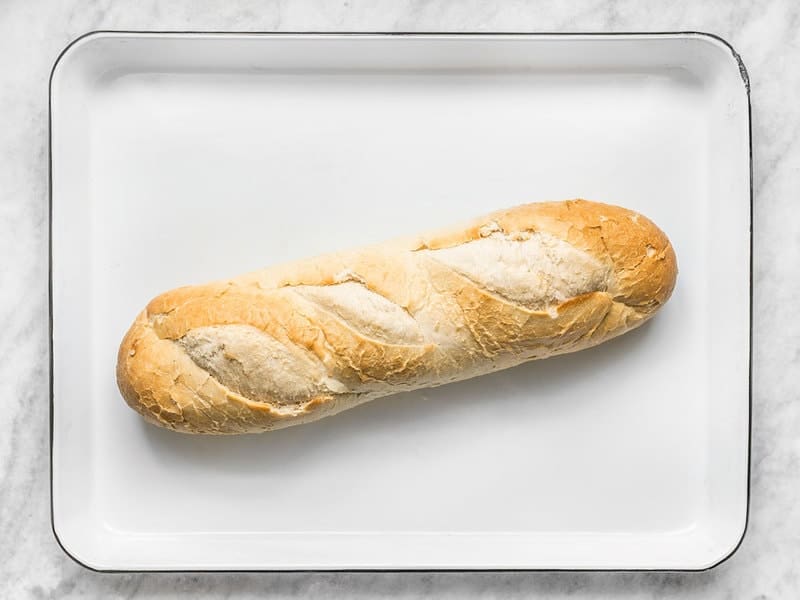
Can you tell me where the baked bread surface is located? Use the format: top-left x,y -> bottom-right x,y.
117,200 -> 678,434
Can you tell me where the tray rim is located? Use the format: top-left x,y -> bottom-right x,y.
48,29 -> 752,574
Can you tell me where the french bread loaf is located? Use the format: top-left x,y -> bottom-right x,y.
117,200 -> 677,434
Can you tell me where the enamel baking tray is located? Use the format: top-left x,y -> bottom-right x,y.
50,32 -> 751,571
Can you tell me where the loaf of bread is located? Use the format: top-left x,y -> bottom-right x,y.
117,200 -> 677,434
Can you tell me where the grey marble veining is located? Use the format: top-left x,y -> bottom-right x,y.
1,0 -> 798,597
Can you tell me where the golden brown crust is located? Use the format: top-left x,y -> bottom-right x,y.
116,199 -> 678,434
414,200 -> 677,311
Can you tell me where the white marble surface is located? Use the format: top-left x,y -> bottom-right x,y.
0,0 -> 796,597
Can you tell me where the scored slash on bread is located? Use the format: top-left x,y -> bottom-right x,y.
117,199 -> 678,434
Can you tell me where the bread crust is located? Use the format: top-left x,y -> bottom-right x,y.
117,200 -> 677,434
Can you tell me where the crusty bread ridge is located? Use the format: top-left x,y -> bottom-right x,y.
117,199 -> 678,434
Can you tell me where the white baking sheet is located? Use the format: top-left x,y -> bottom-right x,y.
50,32 -> 751,571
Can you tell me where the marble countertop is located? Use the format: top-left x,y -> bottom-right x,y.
1,0 -> 797,597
